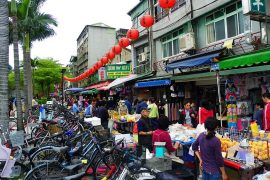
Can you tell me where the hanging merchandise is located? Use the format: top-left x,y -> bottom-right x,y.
225,79 -> 238,128
170,84 -> 177,98
140,14 -> 154,28
237,101 -> 252,116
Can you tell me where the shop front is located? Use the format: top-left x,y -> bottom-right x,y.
215,49 -> 270,129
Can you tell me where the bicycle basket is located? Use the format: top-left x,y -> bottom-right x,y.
47,124 -> 62,135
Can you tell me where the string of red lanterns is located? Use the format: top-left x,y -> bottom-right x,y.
64,28 -> 139,82
64,1 -> 177,82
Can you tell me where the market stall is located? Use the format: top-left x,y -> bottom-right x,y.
168,122 -> 268,179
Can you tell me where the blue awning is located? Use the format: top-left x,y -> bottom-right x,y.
135,79 -> 171,88
65,88 -> 84,92
166,53 -> 220,71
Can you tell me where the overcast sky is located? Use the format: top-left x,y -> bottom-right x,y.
9,0 -> 139,67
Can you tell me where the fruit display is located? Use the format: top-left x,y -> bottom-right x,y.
109,110 -> 137,123
249,140 -> 270,160
220,137 -> 270,161
220,137 -> 240,152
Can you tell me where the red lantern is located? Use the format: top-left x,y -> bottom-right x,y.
107,51 -> 115,60
127,28 -> 139,40
112,45 -> 122,55
119,37 -> 130,48
140,14 -> 154,28
101,56 -> 109,65
159,0 -> 176,9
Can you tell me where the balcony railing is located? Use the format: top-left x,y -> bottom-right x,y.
133,61 -> 151,75
155,0 -> 186,22
153,32 -> 265,72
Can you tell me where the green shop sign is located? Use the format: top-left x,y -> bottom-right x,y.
106,64 -> 131,79
243,0 -> 266,15
251,0 -> 266,14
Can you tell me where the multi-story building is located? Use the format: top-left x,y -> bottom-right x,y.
76,23 -> 116,75
73,24 -> 132,87
128,0 -> 270,120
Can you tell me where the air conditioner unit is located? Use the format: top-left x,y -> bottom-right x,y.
138,53 -> 146,63
179,32 -> 195,51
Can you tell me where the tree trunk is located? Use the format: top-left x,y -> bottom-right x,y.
12,15 -> 23,131
23,33 -> 33,112
23,47 -> 29,116
0,0 -> 10,133
26,49 -> 33,107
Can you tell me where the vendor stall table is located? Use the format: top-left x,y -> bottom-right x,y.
224,158 -> 264,180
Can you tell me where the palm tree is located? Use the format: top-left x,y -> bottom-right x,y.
10,0 -> 27,131
0,0 -> 10,133
15,0 -> 57,111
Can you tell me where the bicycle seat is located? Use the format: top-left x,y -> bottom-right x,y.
63,163 -> 83,172
63,172 -> 85,180
51,146 -> 69,153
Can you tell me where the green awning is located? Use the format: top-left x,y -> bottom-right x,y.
220,65 -> 270,76
219,49 -> 270,70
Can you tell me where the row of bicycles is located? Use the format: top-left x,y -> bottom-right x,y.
1,103 -> 161,180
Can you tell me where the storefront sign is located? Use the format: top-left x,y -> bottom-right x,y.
98,67 -> 107,81
106,64 -> 131,79
242,0 -> 266,15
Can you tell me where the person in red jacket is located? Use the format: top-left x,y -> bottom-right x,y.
262,93 -> 270,131
198,100 -> 214,124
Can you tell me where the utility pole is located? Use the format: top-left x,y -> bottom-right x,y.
148,0 -> 154,71
61,68 -> 66,106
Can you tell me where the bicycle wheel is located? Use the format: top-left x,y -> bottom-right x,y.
93,154 -> 120,180
24,162 -> 69,180
30,147 -> 66,166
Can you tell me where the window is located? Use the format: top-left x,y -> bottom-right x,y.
161,28 -> 184,58
205,1 -> 244,44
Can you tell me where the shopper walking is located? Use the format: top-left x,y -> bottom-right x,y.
179,99 -> 197,128
124,96 -> 132,114
148,97 -> 159,129
192,118 -> 227,180
85,99 -> 97,117
97,101 -> 109,129
262,93 -> 270,131
72,101 -> 80,114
